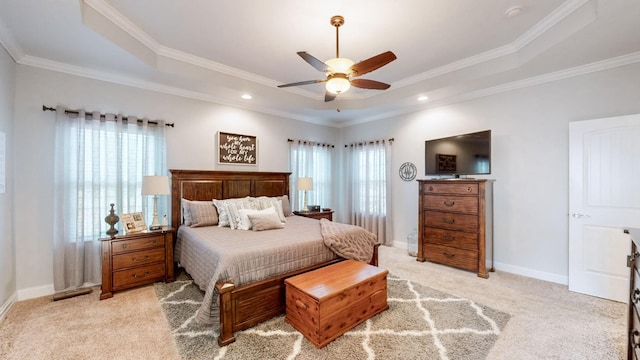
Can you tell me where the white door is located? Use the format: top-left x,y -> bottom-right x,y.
569,114 -> 640,302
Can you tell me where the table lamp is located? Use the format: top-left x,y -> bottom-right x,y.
142,175 -> 170,230
297,177 -> 313,212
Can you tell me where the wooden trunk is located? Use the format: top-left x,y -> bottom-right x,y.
284,260 -> 388,348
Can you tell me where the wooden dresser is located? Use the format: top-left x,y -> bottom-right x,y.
417,179 -> 494,278
100,229 -> 175,299
627,228 -> 640,359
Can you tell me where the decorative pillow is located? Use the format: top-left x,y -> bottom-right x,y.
213,199 -> 230,227
188,200 -> 219,227
277,195 -> 293,217
223,197 -> 259,229
181,198 -> 193,226
248,212 -> 285,231
237,207 -> 277,231
255,196 -> 286,222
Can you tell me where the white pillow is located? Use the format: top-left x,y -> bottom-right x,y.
237,207 -> 277,231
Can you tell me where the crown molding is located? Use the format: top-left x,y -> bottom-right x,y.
0,16 -> 24,62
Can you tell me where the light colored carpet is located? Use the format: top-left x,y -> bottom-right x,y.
0,245 -> 627,359
154,272 -> 510,359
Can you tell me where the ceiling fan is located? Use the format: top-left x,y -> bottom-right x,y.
278,15 -> 397,102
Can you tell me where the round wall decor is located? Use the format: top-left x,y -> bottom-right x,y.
399,162 -> 417,181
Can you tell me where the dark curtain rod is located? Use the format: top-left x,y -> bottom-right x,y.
42,105 -> 175,127
344,138 -> 394,147
287,138 -> 335,148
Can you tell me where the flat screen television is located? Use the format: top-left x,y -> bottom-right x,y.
425,130 -> 491,177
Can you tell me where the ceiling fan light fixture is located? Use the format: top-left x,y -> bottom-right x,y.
326,74 -> 351,94
325,57 -> 354,74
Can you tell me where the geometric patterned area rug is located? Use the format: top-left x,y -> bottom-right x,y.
154,271 -> 510,360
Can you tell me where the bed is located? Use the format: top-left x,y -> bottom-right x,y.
169,169 -> 380,346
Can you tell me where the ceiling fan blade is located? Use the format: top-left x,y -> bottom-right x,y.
350,79 -> 391,90
278,79 -> 326,88
325,92 -> 336,102
297,51 -> 330,73
349,51 -> 397,77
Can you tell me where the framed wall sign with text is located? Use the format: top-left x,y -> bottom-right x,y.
218,131 -> 257,165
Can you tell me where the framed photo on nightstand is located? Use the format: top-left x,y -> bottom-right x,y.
120,212 -> 147,234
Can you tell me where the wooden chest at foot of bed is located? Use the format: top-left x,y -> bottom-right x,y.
284,259 -> 388,348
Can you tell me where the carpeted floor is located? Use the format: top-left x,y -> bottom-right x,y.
154,271 -> 511,360
0,245 -> 627,359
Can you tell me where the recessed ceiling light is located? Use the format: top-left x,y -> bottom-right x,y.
241,94 -> 252,100
417,95 -> 429,101
505,6 -> 523,18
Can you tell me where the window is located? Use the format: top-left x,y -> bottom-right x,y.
289,141 -> 333,211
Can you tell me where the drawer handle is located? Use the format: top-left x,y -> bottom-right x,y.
121,244 -> 129,250
151,239 -> 158,246
132,271 -> 150,278
633,330 -> 640,349
295,299 -> 307,310
633,289 -> 640,304
132,255 -> 149,262
442,218 -> 455,224
443,252 -> 456,258
428,186 -> 434,192
443,200 -> 455,207
466,187 -> 472,192
442,235 -> 455,241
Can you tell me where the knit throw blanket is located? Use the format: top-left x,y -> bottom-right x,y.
320,218 -> 378,262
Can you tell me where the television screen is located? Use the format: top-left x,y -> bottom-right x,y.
425,130 -> 491,177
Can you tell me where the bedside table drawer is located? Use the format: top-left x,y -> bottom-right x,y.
113,263 -> 166,289
112,235 -> 164,254
112,247 -> 165,270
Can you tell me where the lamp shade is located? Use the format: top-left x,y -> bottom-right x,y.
141,175 -> 170,195
297,177 -> 313,191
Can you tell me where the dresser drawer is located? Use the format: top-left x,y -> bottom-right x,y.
424,210 -> 478,232
423,227 -> 478,251
111,235 -> 165,254
423,182 -> 478,195
423,195 -> 478,214
424,243 -> 478,272
112,263 -> 166,289
112,247 -> 165,270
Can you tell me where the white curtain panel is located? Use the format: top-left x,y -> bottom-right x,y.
288,140 -> 333,211
52,107 -> 167,292
345,139 -> 393,245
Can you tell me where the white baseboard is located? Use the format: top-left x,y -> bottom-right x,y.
0,292 -> 17,324
17,283 -> 55,301
493,261 -> 568,285
387,241 -> 568,285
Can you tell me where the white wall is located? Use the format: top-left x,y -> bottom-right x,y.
340,62 -> 640,283
13,65 -> 339,297
0,47 -> 16,314
12,60 -> 640,297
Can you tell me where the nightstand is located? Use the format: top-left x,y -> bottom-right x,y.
99,228 -> 175,300
293,210 -> 334,221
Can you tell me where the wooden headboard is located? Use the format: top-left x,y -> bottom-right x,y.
169,170 -> 291,227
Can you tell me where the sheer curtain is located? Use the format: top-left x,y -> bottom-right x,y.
345,139 -> 393,245
289,140 -> 333,211
53,107 -> 167,292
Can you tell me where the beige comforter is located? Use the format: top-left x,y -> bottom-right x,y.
175,216 -> 378,327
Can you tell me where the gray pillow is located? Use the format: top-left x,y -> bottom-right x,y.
248,212 -> 285,231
